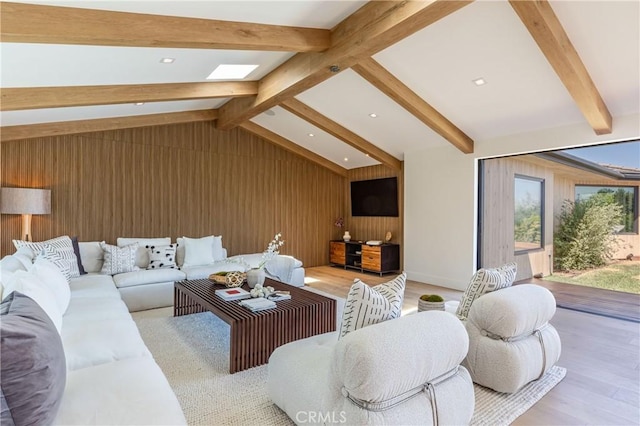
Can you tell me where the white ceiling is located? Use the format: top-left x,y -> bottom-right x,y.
1,0 -> 639,170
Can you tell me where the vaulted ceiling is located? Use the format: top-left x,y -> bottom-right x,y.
1,1 -> 639,175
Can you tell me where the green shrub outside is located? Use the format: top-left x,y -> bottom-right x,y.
554,195 -> 623,271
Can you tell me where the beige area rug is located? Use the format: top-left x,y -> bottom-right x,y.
133,307 -> 565,426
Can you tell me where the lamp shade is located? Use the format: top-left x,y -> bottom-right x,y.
0,187 -> 51,215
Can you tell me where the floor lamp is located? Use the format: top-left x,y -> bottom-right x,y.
0,187 -> 51,241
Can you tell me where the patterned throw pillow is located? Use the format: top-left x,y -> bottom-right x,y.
13,236 -> 80,279
339,272 -> 406,339
37,244 -> 72,282
100,242 -> 139,275
146,244 -> 177,270
455,262 -> 517,320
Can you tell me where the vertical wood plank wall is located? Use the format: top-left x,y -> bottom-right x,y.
344,165 -> 404,265
481,155 -> 639,279
481,156 -> 554,281
0,122 -> 347,266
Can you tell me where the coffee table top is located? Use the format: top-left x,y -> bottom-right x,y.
175,277 -> 335,320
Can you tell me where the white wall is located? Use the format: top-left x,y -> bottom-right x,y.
404,113 -> 640,290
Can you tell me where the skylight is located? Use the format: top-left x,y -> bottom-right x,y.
206,64 -> 258,80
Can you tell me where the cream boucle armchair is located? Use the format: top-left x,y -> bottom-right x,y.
267,311 -> 475,425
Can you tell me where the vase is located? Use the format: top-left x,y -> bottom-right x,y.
343,231 -> 351,242
418,299 -> 445,312
246,268 -> 265,288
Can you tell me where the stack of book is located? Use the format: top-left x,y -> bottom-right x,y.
238,298 -> 277,312
215,287 -> 251,301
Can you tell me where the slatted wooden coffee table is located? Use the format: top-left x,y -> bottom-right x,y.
174,278 -> 336,373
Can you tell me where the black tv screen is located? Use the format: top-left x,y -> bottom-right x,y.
350,177 -> 399,217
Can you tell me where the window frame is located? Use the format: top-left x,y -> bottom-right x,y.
574,184 -> 639,235
514,174 -> 545,254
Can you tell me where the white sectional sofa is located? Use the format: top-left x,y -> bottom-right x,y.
77,236 -> 305,312
0,249 -> 187,425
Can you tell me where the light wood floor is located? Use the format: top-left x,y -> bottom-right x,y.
305,266 -> 640,426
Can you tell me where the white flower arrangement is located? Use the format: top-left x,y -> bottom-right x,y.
258,232 -> 284,269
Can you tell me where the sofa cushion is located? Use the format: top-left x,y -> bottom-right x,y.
100,242 -> 139,275
113,268 -> 186,289
146,243 -> 177,270
78,241 -> 104,273
62,319 -> 152,371
181,261 -> 245,280
177,235 -> 224,266
14,236 -> 80,278
54,357 -> 187,426
117,237 -> 171,269
31,255 -> 71,314
63,297 -> 132,327
69,274 -> 121,299
0,292 -> 66,426
456,262 -> 517,320
3,270 -> 63,333
339,272 -> 406,338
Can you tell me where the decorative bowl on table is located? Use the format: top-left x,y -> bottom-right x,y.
209,271 -> 247,288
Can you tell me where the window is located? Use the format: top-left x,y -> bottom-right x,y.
514,175 -> 544,252
575,185 -> 638,233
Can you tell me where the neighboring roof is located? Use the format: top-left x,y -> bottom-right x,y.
535,152 -> 640,181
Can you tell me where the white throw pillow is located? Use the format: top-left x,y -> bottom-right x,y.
455,262 -> 517,320
31,255 -> 70,314
146,244 -> 177,270
176,235 -> 224,267
3,271 -> 63,333
100,242 -> 140,275
13,236 -> 80,278
37,244 -> 72,282
339,272 -> 406,338
181,236 -> 216,267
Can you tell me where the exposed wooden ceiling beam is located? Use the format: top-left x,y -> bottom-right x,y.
0,110 -> 218,142
509,0 -> 612,135
352,58 -> 474,154
1,82 -> 258,111
280,98 -> 401,171
217,0 -> 473,129
0,1 -> 330,52
239,121 -> 348,177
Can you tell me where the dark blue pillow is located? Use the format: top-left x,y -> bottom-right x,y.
71,236 -> 87,275
0,291 -> 66,425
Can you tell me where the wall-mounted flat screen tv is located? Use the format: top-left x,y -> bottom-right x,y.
350,177 -> 399,217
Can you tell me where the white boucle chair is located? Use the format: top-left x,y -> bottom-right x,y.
462,284 -> 562,393
268,311 -> 475,425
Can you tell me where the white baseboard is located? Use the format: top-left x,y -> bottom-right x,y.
405,270 -> 467,291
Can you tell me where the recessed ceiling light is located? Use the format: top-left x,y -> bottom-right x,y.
472,78 -> 487,86
344,157 -> 349,162
160,58 -> 175,64
206,64 -> 259,80
308,133 -> 315,137
134,102 -> 145,106
264,109 -> 276,117
369,113 -> 378,118
365,154 -> 370,157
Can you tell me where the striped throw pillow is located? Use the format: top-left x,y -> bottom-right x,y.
455,262 -> 517,320
339,272 -> 406,338
13,236 -> 80,279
